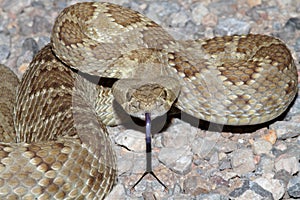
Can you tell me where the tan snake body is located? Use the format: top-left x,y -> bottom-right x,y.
0,2 -> 298,199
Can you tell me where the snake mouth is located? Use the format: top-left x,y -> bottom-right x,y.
112,77 -> 180,120
125,84 -> 175,119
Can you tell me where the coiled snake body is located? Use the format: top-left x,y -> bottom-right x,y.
0,2 -> 298,199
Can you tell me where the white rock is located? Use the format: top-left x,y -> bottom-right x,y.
275,155 -> 299,175
191,3 -> 209,25
252,139 -> 272,155
254,177 -> 285,200
231,148 -> 256,175
237,190 -> 264,200
115,129 -> 145,152
105,183 -> 126,200
158,146 -> 193,175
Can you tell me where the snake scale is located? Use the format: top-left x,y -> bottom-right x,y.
0,2 -> 298,199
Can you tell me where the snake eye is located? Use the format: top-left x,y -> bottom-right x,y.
161,89 -> 168,101
126,90 -> 133,102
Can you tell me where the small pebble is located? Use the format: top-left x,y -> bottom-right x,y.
231,148 -> 255,175
0,33 -> 11,46
2,0 -> 31,13
201,13 -> 218,27
261,130 -> 277,145
183,176 -> 212,196
275,155 -> 299,175
247,0 -> 262,7
247,182 -> 273,199
270,121 -> 300,139
214,18 -> 251,36
105,183 -> 126,200
32,15 -> 52,34
219,159 -> 232,171
22,38 -> 39,55
191,137 -> 218,160
191,3 -> 209,25
286,17 -> 300,30
287,176 -> 300,198
252,139 -> 272,155
253,177 -> 285,199
274,169 -> 292,186
114,130 -> 145,152
195,193 -> 229,200
169,12 -> 189,28
256,155 -> 274,174
207,1 -> 237,16
158,146 -> 193,175
37,36 -> 51,49
294,37 -> 300,51
216,138 -> 237,153
0,45 -> 10,61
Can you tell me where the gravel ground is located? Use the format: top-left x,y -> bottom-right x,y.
1,0 -> 300,199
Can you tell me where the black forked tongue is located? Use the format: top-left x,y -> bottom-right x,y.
131,113 -> 168,192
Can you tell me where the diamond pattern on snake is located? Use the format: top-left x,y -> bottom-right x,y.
0,2 -> 297,199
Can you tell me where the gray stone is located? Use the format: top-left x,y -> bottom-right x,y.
235,190 -> 265,200
248,182 -> 273,200
246,7 -> 265,22
216,139 -> 237,153
193,137 -> 217,159
22,38 -> 39,55
105,183 -> 126,200
288,17 -> 300,29
164,118 -> 198,142
219,159 -> 232,170
16,50 -> 34,68
214,18 -> 251,36
191,137 -> 218,159
253,177 -> 285,200
229,180 -> 250,198
209,152 -> 219,166
295,37 -> 300,52
158,146 -> 193,175
270,121 -> 300,139
191,3 -> 209,25
213,170 -> 238,182
287,176 -> 300,198
230,180 -> 274,200
0,33 -> 11,46
275,155 -> 299,175
256,155 -> 274,174
195,193 -> 229,200
252,139 -> 272,155
274,169 -> 292,186
231,148 -> 256,175
33,15 -> 52,34
160,118 -> 198,149
114,130 -> 145,152
37,36 -> 51,49
272,21 -> 282,31
183,176 -> 212,196
0,45 -> 10,61
207,0 -> 237,16
0,15 -> 7,32
146,2 -> 180,24
168,11 -> 189,28
2,0 -> 31,13
284,144 -> 300,160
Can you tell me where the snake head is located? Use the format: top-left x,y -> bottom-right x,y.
112,76 -> 180,119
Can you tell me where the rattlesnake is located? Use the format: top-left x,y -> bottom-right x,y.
0,2 -> 298,199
